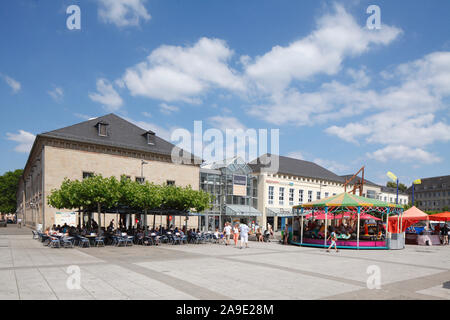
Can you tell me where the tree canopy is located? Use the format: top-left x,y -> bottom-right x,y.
0,169 -> 23,214
386,181 -> 408,192
48,174 -> 212,216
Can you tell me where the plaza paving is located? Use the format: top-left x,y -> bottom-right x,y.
0,225 -> 449,300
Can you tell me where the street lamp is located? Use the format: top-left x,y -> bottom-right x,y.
319,183 -> 327,199
411,179 -> 422,207
387,171 -> 399,204
140,160 -> 148,182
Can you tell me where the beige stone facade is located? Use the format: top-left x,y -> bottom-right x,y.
17,136 -> 200,230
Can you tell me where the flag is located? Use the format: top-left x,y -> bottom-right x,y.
387,171 -> 397,182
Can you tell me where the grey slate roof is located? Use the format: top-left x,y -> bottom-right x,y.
39,113 -> 201,162
249,154 -> 345,183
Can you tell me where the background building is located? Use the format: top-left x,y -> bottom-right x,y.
409,175 -> 450,211
16,114 -> 201,230
250,154 -> 346,230
199,157 -> 260,231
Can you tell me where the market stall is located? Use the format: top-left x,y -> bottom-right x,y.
389,206 -> 435,245
292,192 -> 403,250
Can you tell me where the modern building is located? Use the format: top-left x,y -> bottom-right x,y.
16,113 -> 201,230
199,157 -> 260,231
249,154 -> 347,230
408,175 -> 450,211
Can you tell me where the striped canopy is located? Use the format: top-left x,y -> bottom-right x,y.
293,192 -> 403,209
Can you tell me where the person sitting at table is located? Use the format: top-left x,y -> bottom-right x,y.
255,227 -> 263,242
318,223 -> 325,238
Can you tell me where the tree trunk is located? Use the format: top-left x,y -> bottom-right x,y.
97,202 -> 101,235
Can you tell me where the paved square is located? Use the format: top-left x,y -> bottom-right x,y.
1,226 -> 449,300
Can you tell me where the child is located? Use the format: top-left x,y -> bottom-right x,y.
327,229 -> 339,253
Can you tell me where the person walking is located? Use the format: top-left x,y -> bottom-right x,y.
441,223 -> 449,245
224,222 -> 232,246
239,223 -> 250,249
327,228 -> 339,253
233,223 -> 239,247
283,224 -> 289,245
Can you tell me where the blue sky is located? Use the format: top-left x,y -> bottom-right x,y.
1,0 -> 449,186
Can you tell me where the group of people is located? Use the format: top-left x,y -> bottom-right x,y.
213,222 -> 273,249
431,223 -> 449,245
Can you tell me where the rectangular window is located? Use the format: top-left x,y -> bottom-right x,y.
298,189 -> 303,204
317,191 -> 321,200
98,124 -> 107,136
167,180 -> 175,186
308,191 -> 313,202
289,188 -> 294,206
325,192 -> 329,198
279,187 -> 285,205
82,172 -> 94,179
136,177 -> 145,184
268,186 -> 274,205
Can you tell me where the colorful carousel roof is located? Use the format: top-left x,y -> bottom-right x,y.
293,192 -> 403,209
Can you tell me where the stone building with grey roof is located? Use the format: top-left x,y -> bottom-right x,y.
16,114 -> 201,230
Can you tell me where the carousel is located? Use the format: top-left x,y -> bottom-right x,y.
292,192 -> 404,250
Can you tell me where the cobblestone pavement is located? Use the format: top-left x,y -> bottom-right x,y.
1,226 -> 449,300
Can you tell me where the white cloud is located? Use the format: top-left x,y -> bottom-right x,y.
97,0 -> 151,27
2,74 -> 21,94
207,116 -> 246,132
142,111 -> 152,118
121,37 -> 245,103
89,78 -> 123,111
159,103 -> 179,115
48,87 -> 64,102
244,4 -> 401,93
366,145 -> 441,164
6,130 -> 35,153
324,52 -> 450,163
313,158 -> 350,174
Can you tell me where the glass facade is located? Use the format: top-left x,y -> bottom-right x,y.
199,160 -> 259,231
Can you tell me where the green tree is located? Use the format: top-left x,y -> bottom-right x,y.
48,175 -> 213,231
0,169 -> 24,214
82,175 -> 121,233
386,181 -> 407,192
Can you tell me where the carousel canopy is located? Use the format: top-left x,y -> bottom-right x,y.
294,192 -> 403,209
305,212 -> 381,220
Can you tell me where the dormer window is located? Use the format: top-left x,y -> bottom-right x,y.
143,130 -> 155,145
95,121 -> 109,137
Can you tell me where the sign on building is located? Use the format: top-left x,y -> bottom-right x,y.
233,175 -> 247,196
55,211 -> 76,226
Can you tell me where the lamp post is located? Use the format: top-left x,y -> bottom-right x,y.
140,160 -> 148,182
412,179 -> 422,207
319,183 -> 327,199
387,171 -> 399,204
140,160 -> 148,229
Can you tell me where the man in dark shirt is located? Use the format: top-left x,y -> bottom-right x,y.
440,224 -> 449,245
